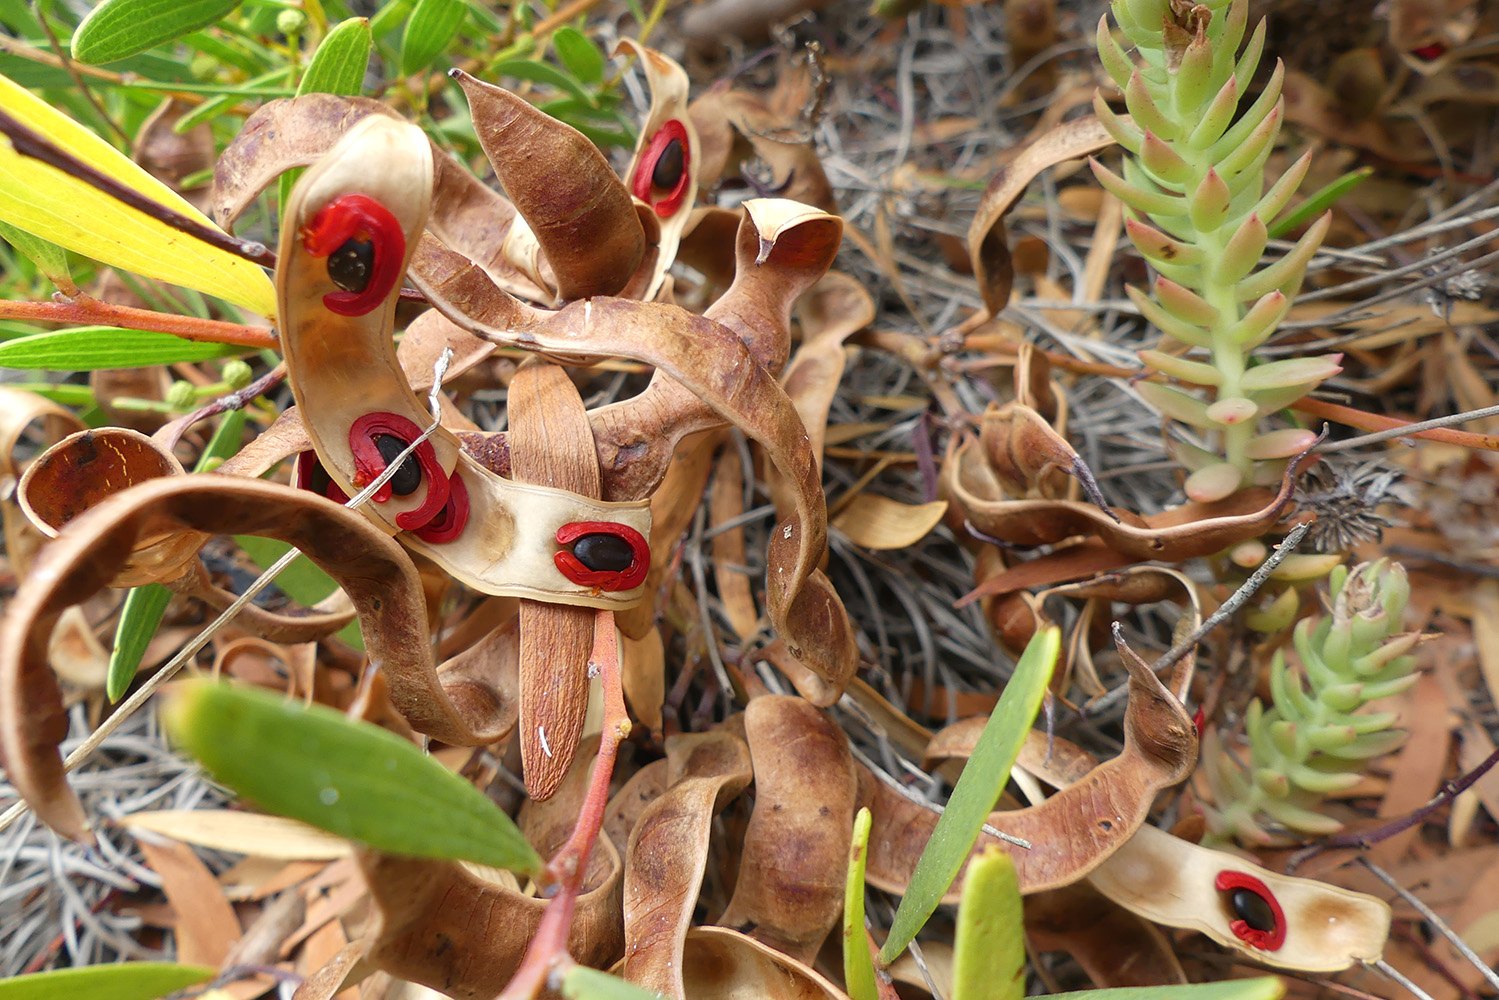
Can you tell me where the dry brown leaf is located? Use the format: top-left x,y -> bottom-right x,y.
1024,882 -> 1187,987
622,730 -> 753,998
831,494 -> 948,550
0,387 -> 85,574
0,476 -> 513,842
677,926 -> 851,999
718,697 -> 856,964
967,115 -> 1117,316
710,445 -> 760,642
135,836 -> 243,966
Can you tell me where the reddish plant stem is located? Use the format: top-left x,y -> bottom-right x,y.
500,609 -> 631,1000
0,297 -> 278,350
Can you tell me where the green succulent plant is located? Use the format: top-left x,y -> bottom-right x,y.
1202,560 -> 1421,845
1094,0 -> 1338,502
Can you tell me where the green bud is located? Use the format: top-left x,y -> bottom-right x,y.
277,9 -> 308,35
1254,767 -> 1291,798
1213,213 -> 1269,285
1188,168 -> 1232,233
166,380 -> 197,411
1245,587 -> 1299,633
189,53 -> 218,80
222,359 -> 253,390
1267,718 -> 1300,758
1320,620 -> 1353,672
1320,682 -> 1365,713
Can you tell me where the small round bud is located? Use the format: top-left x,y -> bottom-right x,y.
276,9 -> 307,35
222,359 -> 253,390
166,380 -> 197,411
189,54 -> 217,80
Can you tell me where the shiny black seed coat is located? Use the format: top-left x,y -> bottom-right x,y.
572,533 -> 635,572
651,138 -> 684,190
374,434 -> 422,496
328,237 -> 374,293
1228,887 -> 1277,932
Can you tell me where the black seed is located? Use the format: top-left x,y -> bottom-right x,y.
328,237 -> 374,293
572,533 -> 634,573
651,137 -> 684,191
306,458 -> 332,495
374,434 -> 421,496
1228,887 -> 1277,933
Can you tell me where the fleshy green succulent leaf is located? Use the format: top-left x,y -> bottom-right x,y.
1209,59 -> 1285,162
1126,283 -> 1213,347
1153,275 -> 1221,327
1214,213 -> 1269,285
1244,427 -> 1318,459
559,968 -> 666,1000
1061,979 -> 1285,999
1223,290 -> 1290,347
1124,218 -> 1204,267
1091,157 -> 1184,216
1204,396 -> 1257,427
164,681 -> 544,876
1241,355 -> 1342,392
1136,381 -> 1216,428
1255,152 -> 1314,226
1236,211 -> 1331,300
878,628 -> 1059,965
1187,168 -> 1232,233
1096,16 -> 1136,89
1141,130 -> 1191,185
952,848 -> 1024,1000
1187,74 -> 1240,149
1137,349 -> 1222,386
1184,461 -> 1243,502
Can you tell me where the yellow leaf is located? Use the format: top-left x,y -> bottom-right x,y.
832,495 -> 948,550
0,73 -> 276,318
119,809 -> 352,860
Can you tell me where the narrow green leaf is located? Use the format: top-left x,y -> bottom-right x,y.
369,0 -> 416,37
559,966 -> 666,1000
1064,981 -> 1285,1000
0,962 -> 214,1000
878,628 -> 1060,965
552,27 -> 605,85
843,807 -> 879,1000
164,681 -> 544,876
234,533 -> 363,649
72,0 -> 242,64
108,408 -> 249,700
1267,166 -> 1372,239
492,57 -> 595,105
299,17 -> 372,96
0,219 -> 72,291
0,327 -> 244,370
952,848 -> 1024,1000
399,0 -> 467,76
107,583 -> 173,702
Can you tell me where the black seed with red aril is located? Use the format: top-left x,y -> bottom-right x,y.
328,237 -> 375,293
651,138 -> 684,190
1227,887 -> 1277,933
572,532 -> 635,572
374,434 -> 422,496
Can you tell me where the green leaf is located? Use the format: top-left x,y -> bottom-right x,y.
0,71 -> 277,317
877,627 -> 1060,965
164,681 -> 544,876
72,0 -> 242,64
1065,981 -> 1285,1000
109,408 -> 249,701
952,848 -> 1024,1000
299,17 -> 372,96
559,966 -> 666,1000
552,27 -> 605,85
492,57 -> 594,105
107,583 -> 173,702
1267,166 -> 1372,239
369,0 -> 416,37
399,0 -> 467,76
234,533 -> 363,649
0,327 -> 245,370
843,807 -> 879,1000
0,962 -> 214,1000
0,218 -> 72,291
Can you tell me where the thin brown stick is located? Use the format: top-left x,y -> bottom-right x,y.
0,297 -> 278,349
499,610 -> 631,999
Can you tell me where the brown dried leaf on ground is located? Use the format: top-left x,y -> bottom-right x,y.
0,387 -> 85,575
0,476 -> 514,842
1023,881 -> 1188,987
134,836 -> 243,967
622,730 -> 753,998
717,696 -> 856,963
676,926 -> 852,999
863,633 -> 1197,899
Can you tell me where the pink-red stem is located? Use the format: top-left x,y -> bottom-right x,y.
0,296 -> 278,350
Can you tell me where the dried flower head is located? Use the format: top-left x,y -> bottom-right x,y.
1295,460 -> 1411,553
